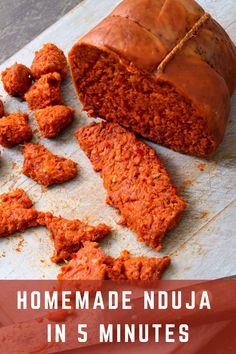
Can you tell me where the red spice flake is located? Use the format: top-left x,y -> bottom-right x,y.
183,179 -> 194,186
197,163 -> 206,172
15,238 -> 25,253
199,211 -> 209,219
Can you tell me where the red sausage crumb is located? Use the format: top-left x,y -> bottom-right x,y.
1,63 -> 32,97
35,105 -> 74,138
31,43 -> 67,80
22,143 -> 78,187
25,72 -> 63,110
39,214 -> 111,263
0,113 -> 32,148
0,189 -> 38,237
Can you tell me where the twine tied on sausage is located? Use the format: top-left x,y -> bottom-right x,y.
157,12 -> 210,73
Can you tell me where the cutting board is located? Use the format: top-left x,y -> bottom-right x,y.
0,0 -> 235,279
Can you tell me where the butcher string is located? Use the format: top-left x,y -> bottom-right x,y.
157,12 -> 210,73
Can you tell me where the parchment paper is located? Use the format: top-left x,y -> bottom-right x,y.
0,0 -> 235,280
